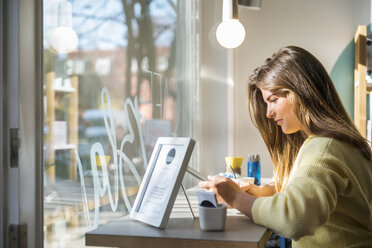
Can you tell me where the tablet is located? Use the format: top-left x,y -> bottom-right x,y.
130,137 -> 195,228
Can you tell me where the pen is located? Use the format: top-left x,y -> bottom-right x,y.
229,165 -> 237,179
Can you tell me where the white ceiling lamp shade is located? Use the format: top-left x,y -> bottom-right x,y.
51,26 -> 78,54
216,0 -> 246,49
50,0 -> 78,54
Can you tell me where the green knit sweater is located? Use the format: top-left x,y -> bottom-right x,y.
251,136 -> 372,247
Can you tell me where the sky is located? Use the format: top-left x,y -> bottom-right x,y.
44,0 -> 177,51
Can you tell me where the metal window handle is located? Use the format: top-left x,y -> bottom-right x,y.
10,128 -> 20,168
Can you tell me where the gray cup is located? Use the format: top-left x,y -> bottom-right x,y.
198,203 -> 227,231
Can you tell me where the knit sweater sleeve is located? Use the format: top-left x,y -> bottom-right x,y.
251,147 -> 349,240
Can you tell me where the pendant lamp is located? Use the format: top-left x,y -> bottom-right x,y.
216,0 -> 246,49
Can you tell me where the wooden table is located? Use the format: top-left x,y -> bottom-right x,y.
86,191 -> 271,248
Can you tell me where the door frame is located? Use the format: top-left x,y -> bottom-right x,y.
1,0 -> 21,246
1,0 -> 43,247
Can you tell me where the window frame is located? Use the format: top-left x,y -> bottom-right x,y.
1,1 -> 232,247
19,0 -> 44,245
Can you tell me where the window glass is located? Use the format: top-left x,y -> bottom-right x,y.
43,0 -> 198,246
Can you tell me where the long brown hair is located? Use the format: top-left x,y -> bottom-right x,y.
248,46 -> 371,192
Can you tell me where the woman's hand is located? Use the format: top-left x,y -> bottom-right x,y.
237,181 -> 256,192
199,175 -> 243,208
199,175 -> 258,219
239,181 -> 276,197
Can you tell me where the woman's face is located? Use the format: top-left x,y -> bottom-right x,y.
261,89 -> 303,134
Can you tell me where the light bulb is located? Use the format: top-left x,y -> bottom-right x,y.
216,19 -> 245,49
51,26 -> 78,54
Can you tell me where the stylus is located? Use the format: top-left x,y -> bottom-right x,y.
186,166 -> 208,181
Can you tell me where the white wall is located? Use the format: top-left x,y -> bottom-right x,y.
200,0 -> 230,176
234,0 -> 371,178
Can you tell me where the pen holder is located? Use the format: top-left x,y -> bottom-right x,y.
198,203 -> 227,231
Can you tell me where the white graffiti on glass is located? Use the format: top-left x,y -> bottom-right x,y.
76,87 -> 147,228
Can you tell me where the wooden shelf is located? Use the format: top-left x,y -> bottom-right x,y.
45,72 -> 79,183
354,25 -> 368,138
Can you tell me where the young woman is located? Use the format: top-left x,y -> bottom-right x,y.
200,46 -> 372,247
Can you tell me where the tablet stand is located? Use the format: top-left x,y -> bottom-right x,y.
180,167 -> 209,220
181,183 -> 195,220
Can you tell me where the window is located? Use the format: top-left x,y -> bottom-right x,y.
43,0 -> 199,246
